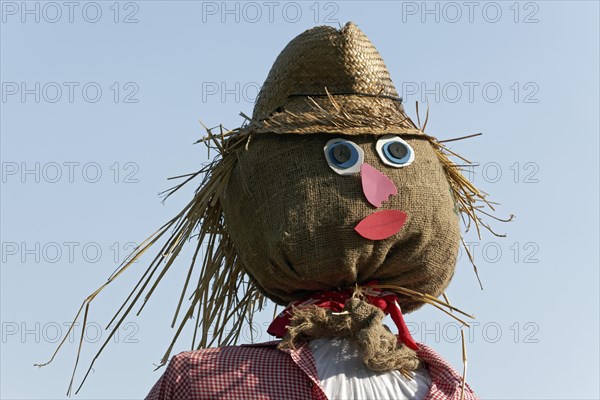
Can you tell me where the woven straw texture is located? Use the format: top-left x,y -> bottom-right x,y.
247,22 -> 422,136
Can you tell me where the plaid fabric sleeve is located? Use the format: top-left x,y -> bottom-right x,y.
144,343 -> 324,400
145,351 -> 192,400
417,343 -> 478,400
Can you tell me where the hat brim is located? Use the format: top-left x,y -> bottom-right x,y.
243,94 -> 426,136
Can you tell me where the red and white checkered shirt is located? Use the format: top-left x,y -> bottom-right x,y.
145,341 -> 477,400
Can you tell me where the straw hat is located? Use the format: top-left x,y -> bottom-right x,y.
245,22 -> 423,136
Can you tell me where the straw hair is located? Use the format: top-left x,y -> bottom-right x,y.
36,22 -> 510,394
35,127 -> 266,395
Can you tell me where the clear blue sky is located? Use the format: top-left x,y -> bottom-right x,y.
1,1 -> 599,399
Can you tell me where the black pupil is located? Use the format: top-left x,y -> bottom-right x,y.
332,143 -> 352,163
389,142 -> 408,159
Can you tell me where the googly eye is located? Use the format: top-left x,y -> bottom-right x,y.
375,135 -> 415,168
324,139 -> 364,175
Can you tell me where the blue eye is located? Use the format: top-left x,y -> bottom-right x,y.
324,139 -> 364,175
376,136 -> 415,167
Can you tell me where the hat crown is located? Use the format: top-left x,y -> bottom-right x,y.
253,22 -> 399,121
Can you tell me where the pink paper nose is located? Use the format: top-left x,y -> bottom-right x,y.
360,163 -> 398,208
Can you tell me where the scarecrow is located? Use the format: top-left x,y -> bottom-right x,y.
38,22 -> 509,400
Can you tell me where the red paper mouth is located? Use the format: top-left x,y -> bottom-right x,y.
354,210 -> 407,240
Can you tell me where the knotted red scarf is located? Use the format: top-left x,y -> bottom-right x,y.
267,284 -> 419,351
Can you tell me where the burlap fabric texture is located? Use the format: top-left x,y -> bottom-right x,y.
280,297 -> 422,373
221,133 -> 460,312
221,22 -> 460,312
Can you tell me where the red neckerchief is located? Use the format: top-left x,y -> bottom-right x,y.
267,283 -> 419,351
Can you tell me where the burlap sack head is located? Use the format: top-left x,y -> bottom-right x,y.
220,23 -> 461,312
